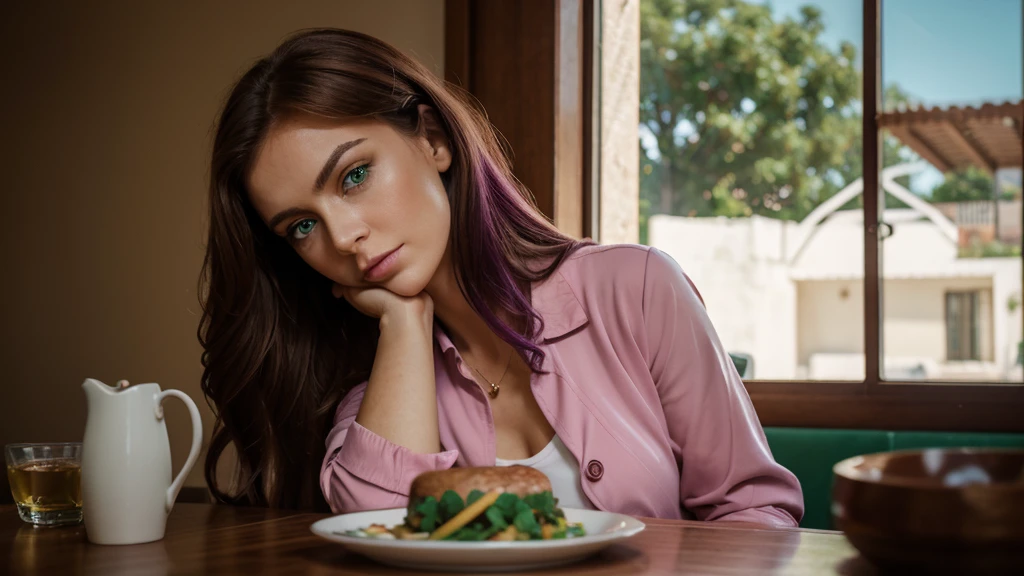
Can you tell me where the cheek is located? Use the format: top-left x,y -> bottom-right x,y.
427,180 -> 450,219
391,163 -> 450,244
391,181 -> 450,295
422,182 -> 451,248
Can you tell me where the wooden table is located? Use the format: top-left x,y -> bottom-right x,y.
1,503 -> 877,575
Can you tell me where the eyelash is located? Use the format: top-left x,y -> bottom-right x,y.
340,162 -> 372,192
286,163 -> 372,242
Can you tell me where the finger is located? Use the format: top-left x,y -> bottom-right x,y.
331,283 -> 346,299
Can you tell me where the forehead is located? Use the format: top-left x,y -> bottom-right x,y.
247,116 -> 399,202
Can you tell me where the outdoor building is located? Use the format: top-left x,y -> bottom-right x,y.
650,160 -> 1023,381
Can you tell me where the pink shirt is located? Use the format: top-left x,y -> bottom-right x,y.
320,244 -> 804,527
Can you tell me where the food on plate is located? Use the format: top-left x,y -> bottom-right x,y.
341,466 -> 587,541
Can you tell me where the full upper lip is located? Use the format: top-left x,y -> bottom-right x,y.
360,246 -> 401,278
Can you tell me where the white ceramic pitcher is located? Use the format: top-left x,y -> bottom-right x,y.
81,378 -> 202,545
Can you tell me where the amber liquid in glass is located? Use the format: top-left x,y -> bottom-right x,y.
7,460 -> 82,512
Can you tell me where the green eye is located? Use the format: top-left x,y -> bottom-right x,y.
343,165 -> 369,189
291,219 -> 316,240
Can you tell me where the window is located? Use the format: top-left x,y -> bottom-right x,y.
618,0 -> 1022,429
445,0 -> 1023,431
945,291 -> 982,362
880,0 -> 1022,383
631,0 -> 1023,385
637,0 -> 867,381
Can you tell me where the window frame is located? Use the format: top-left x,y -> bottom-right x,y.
743,0 -> 1023,433
446,0 -> 1024,432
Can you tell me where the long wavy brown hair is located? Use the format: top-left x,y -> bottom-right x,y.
199,29 -> 587,510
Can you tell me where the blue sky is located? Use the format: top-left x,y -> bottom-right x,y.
756,0 -> 1022,192
642,1 -> 1022,193
758,0 -> 1022,106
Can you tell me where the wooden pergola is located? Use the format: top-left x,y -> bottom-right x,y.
879,100 -> 1023,175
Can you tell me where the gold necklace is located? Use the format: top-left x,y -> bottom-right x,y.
464,348 -> 513,399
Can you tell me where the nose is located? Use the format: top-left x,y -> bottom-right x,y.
325,210 -> 369,254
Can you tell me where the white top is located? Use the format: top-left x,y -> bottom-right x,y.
494,434 -> 595,510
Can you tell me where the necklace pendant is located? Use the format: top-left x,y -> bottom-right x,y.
488,382 -> 500,399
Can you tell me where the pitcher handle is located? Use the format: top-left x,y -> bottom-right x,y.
156,389 -> 203,513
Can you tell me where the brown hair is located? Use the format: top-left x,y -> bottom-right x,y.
200,29 -> 586,510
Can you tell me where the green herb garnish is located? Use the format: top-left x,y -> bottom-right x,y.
439,490 -> 465,518
414,497 -> 440,533
404,490 -> 585,542
466,489 -> 485,506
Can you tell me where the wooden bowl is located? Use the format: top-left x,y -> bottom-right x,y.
832,448 -> 1024,574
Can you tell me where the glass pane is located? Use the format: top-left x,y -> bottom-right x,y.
639,0 -> 864,380
880,0 -> 1023,382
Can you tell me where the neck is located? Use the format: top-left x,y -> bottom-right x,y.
424,250 -> 508,362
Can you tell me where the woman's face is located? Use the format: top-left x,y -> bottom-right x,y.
247,111 -> 452,297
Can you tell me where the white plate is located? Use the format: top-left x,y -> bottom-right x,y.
310,507 -> 645,572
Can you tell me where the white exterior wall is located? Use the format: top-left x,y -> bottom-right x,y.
990,258 -> 1024,371
649,215 -> 799,379
796,280 -> 864,379
883,278 -> 994,362
649,211 -> 1023,382
791,211 -> 958,279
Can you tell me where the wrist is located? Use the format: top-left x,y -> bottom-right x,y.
379,299 -> 433,334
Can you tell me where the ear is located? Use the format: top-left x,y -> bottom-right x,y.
417,104 -> 452,173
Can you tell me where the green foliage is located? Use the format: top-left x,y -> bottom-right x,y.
639,0 -> 922,223
958,240 -> 1022,259
930,166 -> 1000,203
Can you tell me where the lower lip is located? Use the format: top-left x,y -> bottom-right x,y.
364,246 -> 402,282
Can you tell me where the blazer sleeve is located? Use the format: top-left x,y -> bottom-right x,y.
319,382 -> 460,513
642,247 -> 804,527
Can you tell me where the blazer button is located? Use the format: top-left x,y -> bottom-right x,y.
585,460 -> 604,482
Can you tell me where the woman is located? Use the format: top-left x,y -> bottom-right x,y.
200,28 -> 803,526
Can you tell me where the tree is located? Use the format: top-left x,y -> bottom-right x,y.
930,166 -> 998,203
637,0 -> 942,239
640,0 -> 861,224
835,84 -> 922,211
881,84 -> 920,191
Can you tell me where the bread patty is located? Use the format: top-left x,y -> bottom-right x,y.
409,465 -> 551,504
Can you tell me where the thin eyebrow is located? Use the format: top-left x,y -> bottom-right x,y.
266,137 -> 367,231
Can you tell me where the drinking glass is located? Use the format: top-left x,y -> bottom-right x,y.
5,443 -> 83,526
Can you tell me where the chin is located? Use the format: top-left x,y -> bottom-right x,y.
388,246 -> 447,297
384,270 -> 432,298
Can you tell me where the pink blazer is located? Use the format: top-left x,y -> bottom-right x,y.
320,245 -> 804,527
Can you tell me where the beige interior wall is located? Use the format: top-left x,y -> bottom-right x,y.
0,0 -> 443,501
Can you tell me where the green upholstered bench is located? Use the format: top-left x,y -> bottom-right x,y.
763,427 -> 1024,529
